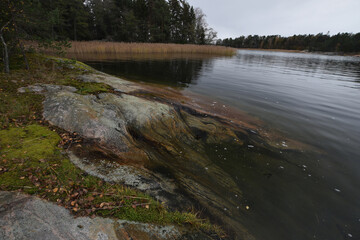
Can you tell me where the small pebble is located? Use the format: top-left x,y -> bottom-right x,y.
248,145 -> 254,148
246,206 -> 250,210
279,166 -> 284,169
348,233 -> 352,238
334,188 -> 341,193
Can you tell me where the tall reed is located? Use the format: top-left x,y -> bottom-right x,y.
65,41 -> 236,57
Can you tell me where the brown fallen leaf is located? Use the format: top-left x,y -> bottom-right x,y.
71,201 -> 76,206
53,188 -> 59,193
71,192 -> 79,198
87,196 -> 95,202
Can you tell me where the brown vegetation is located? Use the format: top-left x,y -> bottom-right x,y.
68,41 -> 235,55
28,41 -> 236,59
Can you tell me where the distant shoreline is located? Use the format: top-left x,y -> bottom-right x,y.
237,48 -> 360,57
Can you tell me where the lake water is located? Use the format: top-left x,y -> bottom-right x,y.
84,50 -> 360,240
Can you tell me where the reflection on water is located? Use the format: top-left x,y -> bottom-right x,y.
87,58 -> 212,87
85,50 -> 360,240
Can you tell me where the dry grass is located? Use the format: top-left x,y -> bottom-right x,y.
26,41 -> 236,59
68,41 -> 235,55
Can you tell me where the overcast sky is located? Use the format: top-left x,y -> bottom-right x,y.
187,0 -> 360,39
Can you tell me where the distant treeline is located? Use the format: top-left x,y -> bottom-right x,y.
0,0 -> 216,45
217,33 -> 360,53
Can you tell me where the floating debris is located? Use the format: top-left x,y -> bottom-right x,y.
334,188 -> 341,193
248,145 -> 254,148
348,233 -> 352,238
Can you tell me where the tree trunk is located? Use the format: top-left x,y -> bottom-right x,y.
0,32 -> 10,73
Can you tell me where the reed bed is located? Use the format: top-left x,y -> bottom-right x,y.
66,41 -> 236,56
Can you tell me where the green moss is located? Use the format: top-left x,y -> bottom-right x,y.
74,60 -> 95,71
0,125 -> 219,233
60,79 -> 112,95
0,124 -> 61,161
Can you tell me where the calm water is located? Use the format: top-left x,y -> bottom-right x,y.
85,50 -> 360,240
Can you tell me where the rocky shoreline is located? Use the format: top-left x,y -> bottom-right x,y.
16,62 -> 310,239
2,57 -> 310,239
18,70 -> 253,239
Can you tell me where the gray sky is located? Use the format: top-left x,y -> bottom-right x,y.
187,0 -> 360,39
